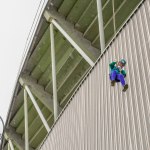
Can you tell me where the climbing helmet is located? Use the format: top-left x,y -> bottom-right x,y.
120,59 -> 126,66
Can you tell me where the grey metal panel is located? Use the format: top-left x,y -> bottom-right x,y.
40,0 -> 150,149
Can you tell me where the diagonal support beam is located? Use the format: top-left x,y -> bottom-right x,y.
44,6 -> 100,62
19,74 -> 62,113
51,19 -> 94,67
25,85 -> 51,132
8,140 -> 15,150
4,127 -> 34,150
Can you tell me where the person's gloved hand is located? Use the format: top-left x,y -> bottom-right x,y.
118,66 -> 121,69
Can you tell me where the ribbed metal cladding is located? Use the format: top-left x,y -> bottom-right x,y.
40,0 -> 150,149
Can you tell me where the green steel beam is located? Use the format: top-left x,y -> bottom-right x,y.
30,32 -> 66,80
45,51 -> 82,93
38,46 -> 74,87
57,60 -> 89,103
4,127 -> 34,150
19,74 -> 61,113
44,6 -> 100,61
26,27 -> 50,73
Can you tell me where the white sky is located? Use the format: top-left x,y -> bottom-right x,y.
0,0 -> 47,134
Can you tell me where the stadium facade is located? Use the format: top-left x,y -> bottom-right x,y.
1,0 -> 150,150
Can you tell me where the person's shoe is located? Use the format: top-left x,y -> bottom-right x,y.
122,84 -> 128,92
111,80 -> 115,86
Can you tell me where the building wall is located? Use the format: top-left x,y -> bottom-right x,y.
40,0 -> 150,149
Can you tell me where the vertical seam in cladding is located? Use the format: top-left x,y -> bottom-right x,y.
111,43 -> 117,150
108,48 -> 113,150
105,51 -> 109,150
121,28 -> 132,150
124,21 -> 138,150
129,20 -> 142,150
103,50 -> 107,150
135,10 -> 150,149
116,36 -> 123,150
133,13 -> 148,150
118,33 -> 127,150
130,19 -> 144,150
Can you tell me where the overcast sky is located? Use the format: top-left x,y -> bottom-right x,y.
0,0 -> 47,134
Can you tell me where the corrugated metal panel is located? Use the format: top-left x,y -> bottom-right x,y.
39,0 -> 150,149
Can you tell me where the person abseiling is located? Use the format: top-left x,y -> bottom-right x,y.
109,59 -> 128,92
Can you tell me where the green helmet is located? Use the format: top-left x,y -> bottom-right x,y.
120,59 -> 126,66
